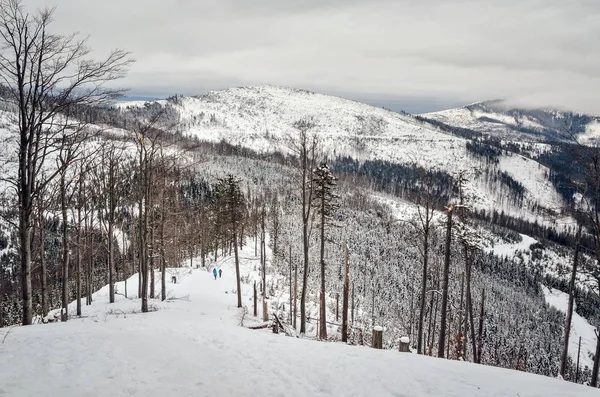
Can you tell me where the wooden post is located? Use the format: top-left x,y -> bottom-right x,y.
262,298 -> 268,322
372,326 -> 383,349
253,282 -> 257,317
399,336 -> 410,352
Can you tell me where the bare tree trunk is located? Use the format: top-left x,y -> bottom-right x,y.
86,207 -> 93,305
76,177 -> 83,316
342,241 -> 349,342
61,172 -> 69,322
123,221 -> 128,298
289,246 -> 293,325
297,124 -> 316,335
463,246 -> 476,361
150,225 -> 155,299
429,281 -> 440,356
476,288 -> 485,364
560,224 -> 582,377
351,281 -> 355,327
107,157 -> 117,304
140,148 -> 150,313
294,255 -> 298,330
591,328 -> 600,387
234,229 -> 242,308
108,221 -> 115,304
457,272 -> 465,359
418,225 -> 429,355
19,206 -> 33,325
38,206 -> 48,317
468,285 -> 477,361
438,206 -> 453,358
319,193 -> 327,340
160,215 -> 167,301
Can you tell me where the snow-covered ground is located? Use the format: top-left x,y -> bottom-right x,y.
542,286 -> 597,371
0,245 -> 596,396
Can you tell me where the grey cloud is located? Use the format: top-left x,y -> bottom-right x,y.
18,0 -> 600,114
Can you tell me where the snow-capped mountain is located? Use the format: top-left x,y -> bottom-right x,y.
420,100 -> 600,145
116,85 -> 571,228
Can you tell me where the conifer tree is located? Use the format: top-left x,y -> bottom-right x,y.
313,163 -> 339,340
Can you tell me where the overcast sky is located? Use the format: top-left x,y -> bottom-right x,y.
23,0 -> 600,114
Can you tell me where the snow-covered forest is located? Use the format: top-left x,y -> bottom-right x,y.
0,0 -> 599,394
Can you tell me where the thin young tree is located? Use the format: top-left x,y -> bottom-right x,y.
0,0 -> 132,325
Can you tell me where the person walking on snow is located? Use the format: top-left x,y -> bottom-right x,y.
212,267 -> 217,280
218,269 -> 222,278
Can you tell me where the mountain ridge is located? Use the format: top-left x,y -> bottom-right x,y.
113,85 -> 571,229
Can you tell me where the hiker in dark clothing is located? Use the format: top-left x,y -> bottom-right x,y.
218,269 -> 222,278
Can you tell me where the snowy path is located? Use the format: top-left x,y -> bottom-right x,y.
0,251 -> 596,396
484,233 -> 538,257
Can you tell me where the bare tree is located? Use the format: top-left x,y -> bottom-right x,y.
438,204 -> 454,358
0,0 -> 132,325
341,239 -> 350,342
288,118 -> 319,334
91,141 -> 126,304
132,115 -> 166,313
414,177 -> 439,355
559,224 -> 582,377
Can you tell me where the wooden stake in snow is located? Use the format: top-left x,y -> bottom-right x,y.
399,336 -> 410,353
262,298 -> 268,322
372,326 -> 383,349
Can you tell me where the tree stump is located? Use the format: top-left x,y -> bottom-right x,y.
372,326 -> 383,349
399,336 -> 410,352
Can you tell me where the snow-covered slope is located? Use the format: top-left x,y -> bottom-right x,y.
421,100 -> 600,144
115,86 -> 570,227
0,247 -> 595,397
543,286 -> 596,371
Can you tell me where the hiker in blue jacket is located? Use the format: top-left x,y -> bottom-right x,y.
213,267 -> 217,280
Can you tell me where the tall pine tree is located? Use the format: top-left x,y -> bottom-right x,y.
313,163 -> 339,340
